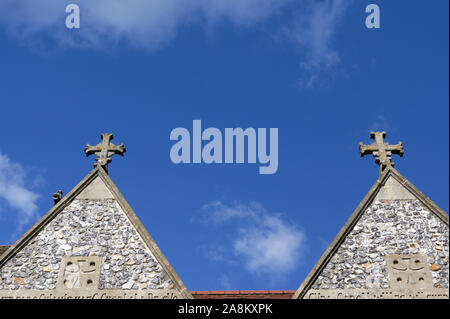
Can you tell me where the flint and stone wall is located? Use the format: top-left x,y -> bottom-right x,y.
0,199 -> 172,290
311,200 -> 449,290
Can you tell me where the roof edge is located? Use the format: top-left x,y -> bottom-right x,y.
388,167 -> 448,225
191,290 -> 296,294
96,167 -> 194,299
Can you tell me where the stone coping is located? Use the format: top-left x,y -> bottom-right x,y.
0,288 -> 181,299
304,288 -> 449,299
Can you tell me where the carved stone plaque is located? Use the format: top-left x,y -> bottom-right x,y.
386,254 -> 432,290
57,256 -> 102,290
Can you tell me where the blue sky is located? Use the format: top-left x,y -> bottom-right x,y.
0,1 -> 448,291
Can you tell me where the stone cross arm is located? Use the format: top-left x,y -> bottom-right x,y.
84,133 -> 126,172
359,131 -> 404,173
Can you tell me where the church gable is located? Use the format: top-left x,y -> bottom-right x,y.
294,132 -> 449,299
295,170 -> 449,299
0,134 -> 192,299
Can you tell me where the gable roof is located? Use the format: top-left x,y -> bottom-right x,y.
292,166 -> 449,299
0,166 -> 192,298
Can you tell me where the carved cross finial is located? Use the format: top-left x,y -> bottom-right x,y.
359,131 -> 404,175
84,133 -> 126,173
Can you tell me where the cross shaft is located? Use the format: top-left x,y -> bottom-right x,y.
359,131 -> 404,174
85,133 -> 126,172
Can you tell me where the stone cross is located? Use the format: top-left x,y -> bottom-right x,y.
85,133 -> 126,172
359,131 -> 404,174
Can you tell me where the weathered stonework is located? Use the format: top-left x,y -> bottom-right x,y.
311,200 -> 449,290
0,199 -> 172,291
304,288 -> 449,299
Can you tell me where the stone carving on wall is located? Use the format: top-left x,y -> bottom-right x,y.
386,254 -> 432,290
58,257 -> 102,290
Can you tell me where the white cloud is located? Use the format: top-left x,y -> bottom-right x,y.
201,201 -> 305,277
283,0 -> 350,88
0,0 -> 351,84
0,0 -> 290,50
0,153 -> 40,235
